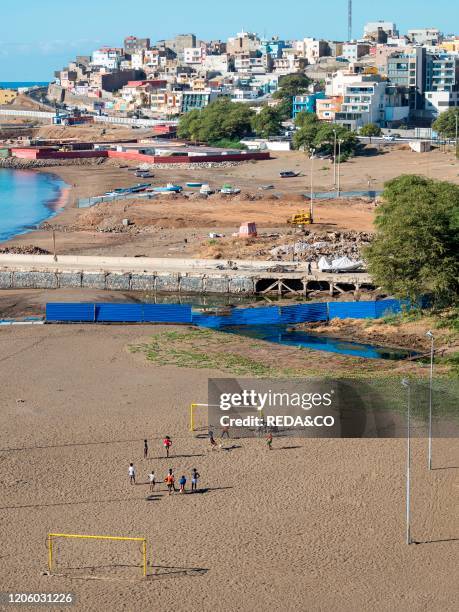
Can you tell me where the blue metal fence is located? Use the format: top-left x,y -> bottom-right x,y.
45,299 -> 409,326
46,303 -> 192,324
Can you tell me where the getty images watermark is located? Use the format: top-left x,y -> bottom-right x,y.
218,388 -> 335,429
208,378 -> 459,439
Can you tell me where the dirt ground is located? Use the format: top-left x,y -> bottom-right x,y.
0,324 -> 457,611
3,146 -> 458,258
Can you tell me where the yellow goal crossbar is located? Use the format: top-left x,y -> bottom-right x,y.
47,533 -> 148,577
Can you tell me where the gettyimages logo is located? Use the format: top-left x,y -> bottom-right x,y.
219,389 -> 334,411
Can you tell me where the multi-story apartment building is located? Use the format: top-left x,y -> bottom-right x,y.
337,80 -> 387,128
316,96 -> 343,121
91,48 -> 125,70
407,28 -> 442,45
124,36 -> 151,53
342,43 -> 371,62
292,92 -> 326,117
364,22 -> 398,39
181,89 -> 217,112
227,31 -> 260,55
184,47 -> 205,64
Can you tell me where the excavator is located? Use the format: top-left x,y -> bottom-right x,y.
287,210 -> 313,227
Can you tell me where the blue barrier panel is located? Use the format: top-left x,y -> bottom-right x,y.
143,304 -> 192,323
228,305 -> 280,326
95,303 -> 144,322
46,303 -> 94,322
280,303 -> 329,324
329,301 -> 377,320
374,299 -> 403,318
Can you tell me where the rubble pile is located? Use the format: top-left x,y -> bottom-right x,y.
0,245 -> 51,255
269,230 -> 373,261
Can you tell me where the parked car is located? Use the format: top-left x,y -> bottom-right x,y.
383,135 -> 396,142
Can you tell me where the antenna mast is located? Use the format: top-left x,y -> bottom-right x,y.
348,0 -> 352,41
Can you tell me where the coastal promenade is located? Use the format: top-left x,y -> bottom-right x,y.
0,254 -> 373,295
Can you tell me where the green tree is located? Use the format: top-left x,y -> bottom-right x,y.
293,120 -> 357,157
432,108 -> 459,138
360,123 -> 382,138
314,123 -> 357,157
273,73 -> 311,119
251,106 -> 283,138
365,175 -> 459,305
177,98 -> 255,145
294,111 -> 319,129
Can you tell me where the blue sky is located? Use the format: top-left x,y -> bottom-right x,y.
0,0 -> 456,80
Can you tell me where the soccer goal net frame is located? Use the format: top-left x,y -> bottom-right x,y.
47,533 -> 148,577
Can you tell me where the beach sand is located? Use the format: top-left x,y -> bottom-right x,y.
0,324 -> 457,611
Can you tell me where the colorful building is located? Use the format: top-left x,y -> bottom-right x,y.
292,92 -> 326,118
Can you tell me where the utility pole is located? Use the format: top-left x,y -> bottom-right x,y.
402,378 -> 411,545
333,129 -> 337,186
310,148 -> 315,219
426,331 -> 434,470
348,0 -> 352,41
337,140 -> 342,197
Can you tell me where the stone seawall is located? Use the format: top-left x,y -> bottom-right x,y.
0,270 -> 255,294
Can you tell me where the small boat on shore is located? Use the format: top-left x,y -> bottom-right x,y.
186,182 -> 203,188
220,183 -> 241,195
152,183 -> 183,193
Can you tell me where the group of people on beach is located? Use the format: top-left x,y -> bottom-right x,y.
127,436 -> 201,495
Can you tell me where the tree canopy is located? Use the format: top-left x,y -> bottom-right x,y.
272,73 -> 311,119
177,98 -> 255,145
365,175 -> 459,306
251,106 -> 283,138
359,123 -> 382,137
293,119 -> 357,157
432,108 -> 459,138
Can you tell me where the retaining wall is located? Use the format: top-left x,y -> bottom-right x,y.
0,270 -> 255,294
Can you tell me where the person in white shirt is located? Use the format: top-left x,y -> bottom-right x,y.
149,470 -> 156,492
128,463 -> 136,485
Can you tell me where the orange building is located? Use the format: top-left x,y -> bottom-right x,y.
316,96 -> 343,121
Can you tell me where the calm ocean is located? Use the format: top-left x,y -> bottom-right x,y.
0,169 -> 67,242
0,82 -> 49,89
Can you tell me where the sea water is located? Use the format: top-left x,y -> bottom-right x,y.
0,169 -> 67,242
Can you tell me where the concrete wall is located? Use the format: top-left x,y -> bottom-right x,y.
0,269 -> 255,294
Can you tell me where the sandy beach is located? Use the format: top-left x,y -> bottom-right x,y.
0,324 -> 457,611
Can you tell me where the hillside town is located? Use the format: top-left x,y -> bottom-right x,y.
32,24 -> 459,129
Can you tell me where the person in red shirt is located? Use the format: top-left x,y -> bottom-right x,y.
163,436 -> 172,458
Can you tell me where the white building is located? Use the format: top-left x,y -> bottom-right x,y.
334,79 -> 387,128
130,52 -> 145,70
364,21 -> 398,37
424,90 -> 459,116
408,28 -> 442,45
184,47 -> 204,64
202,54 -> 231,74
91,48 -> 124,70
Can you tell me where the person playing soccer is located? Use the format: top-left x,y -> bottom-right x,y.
179,474 -> 187,493
191,468 -> 200,492
266,432 -> 273,450
163,436 -> 172,458
144,439 -> 148,459
128,462 -> 136,484
165,468 -> 175,495
149,470 -> 156,492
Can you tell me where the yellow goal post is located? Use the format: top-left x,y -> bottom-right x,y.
47,533 -> 148,577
